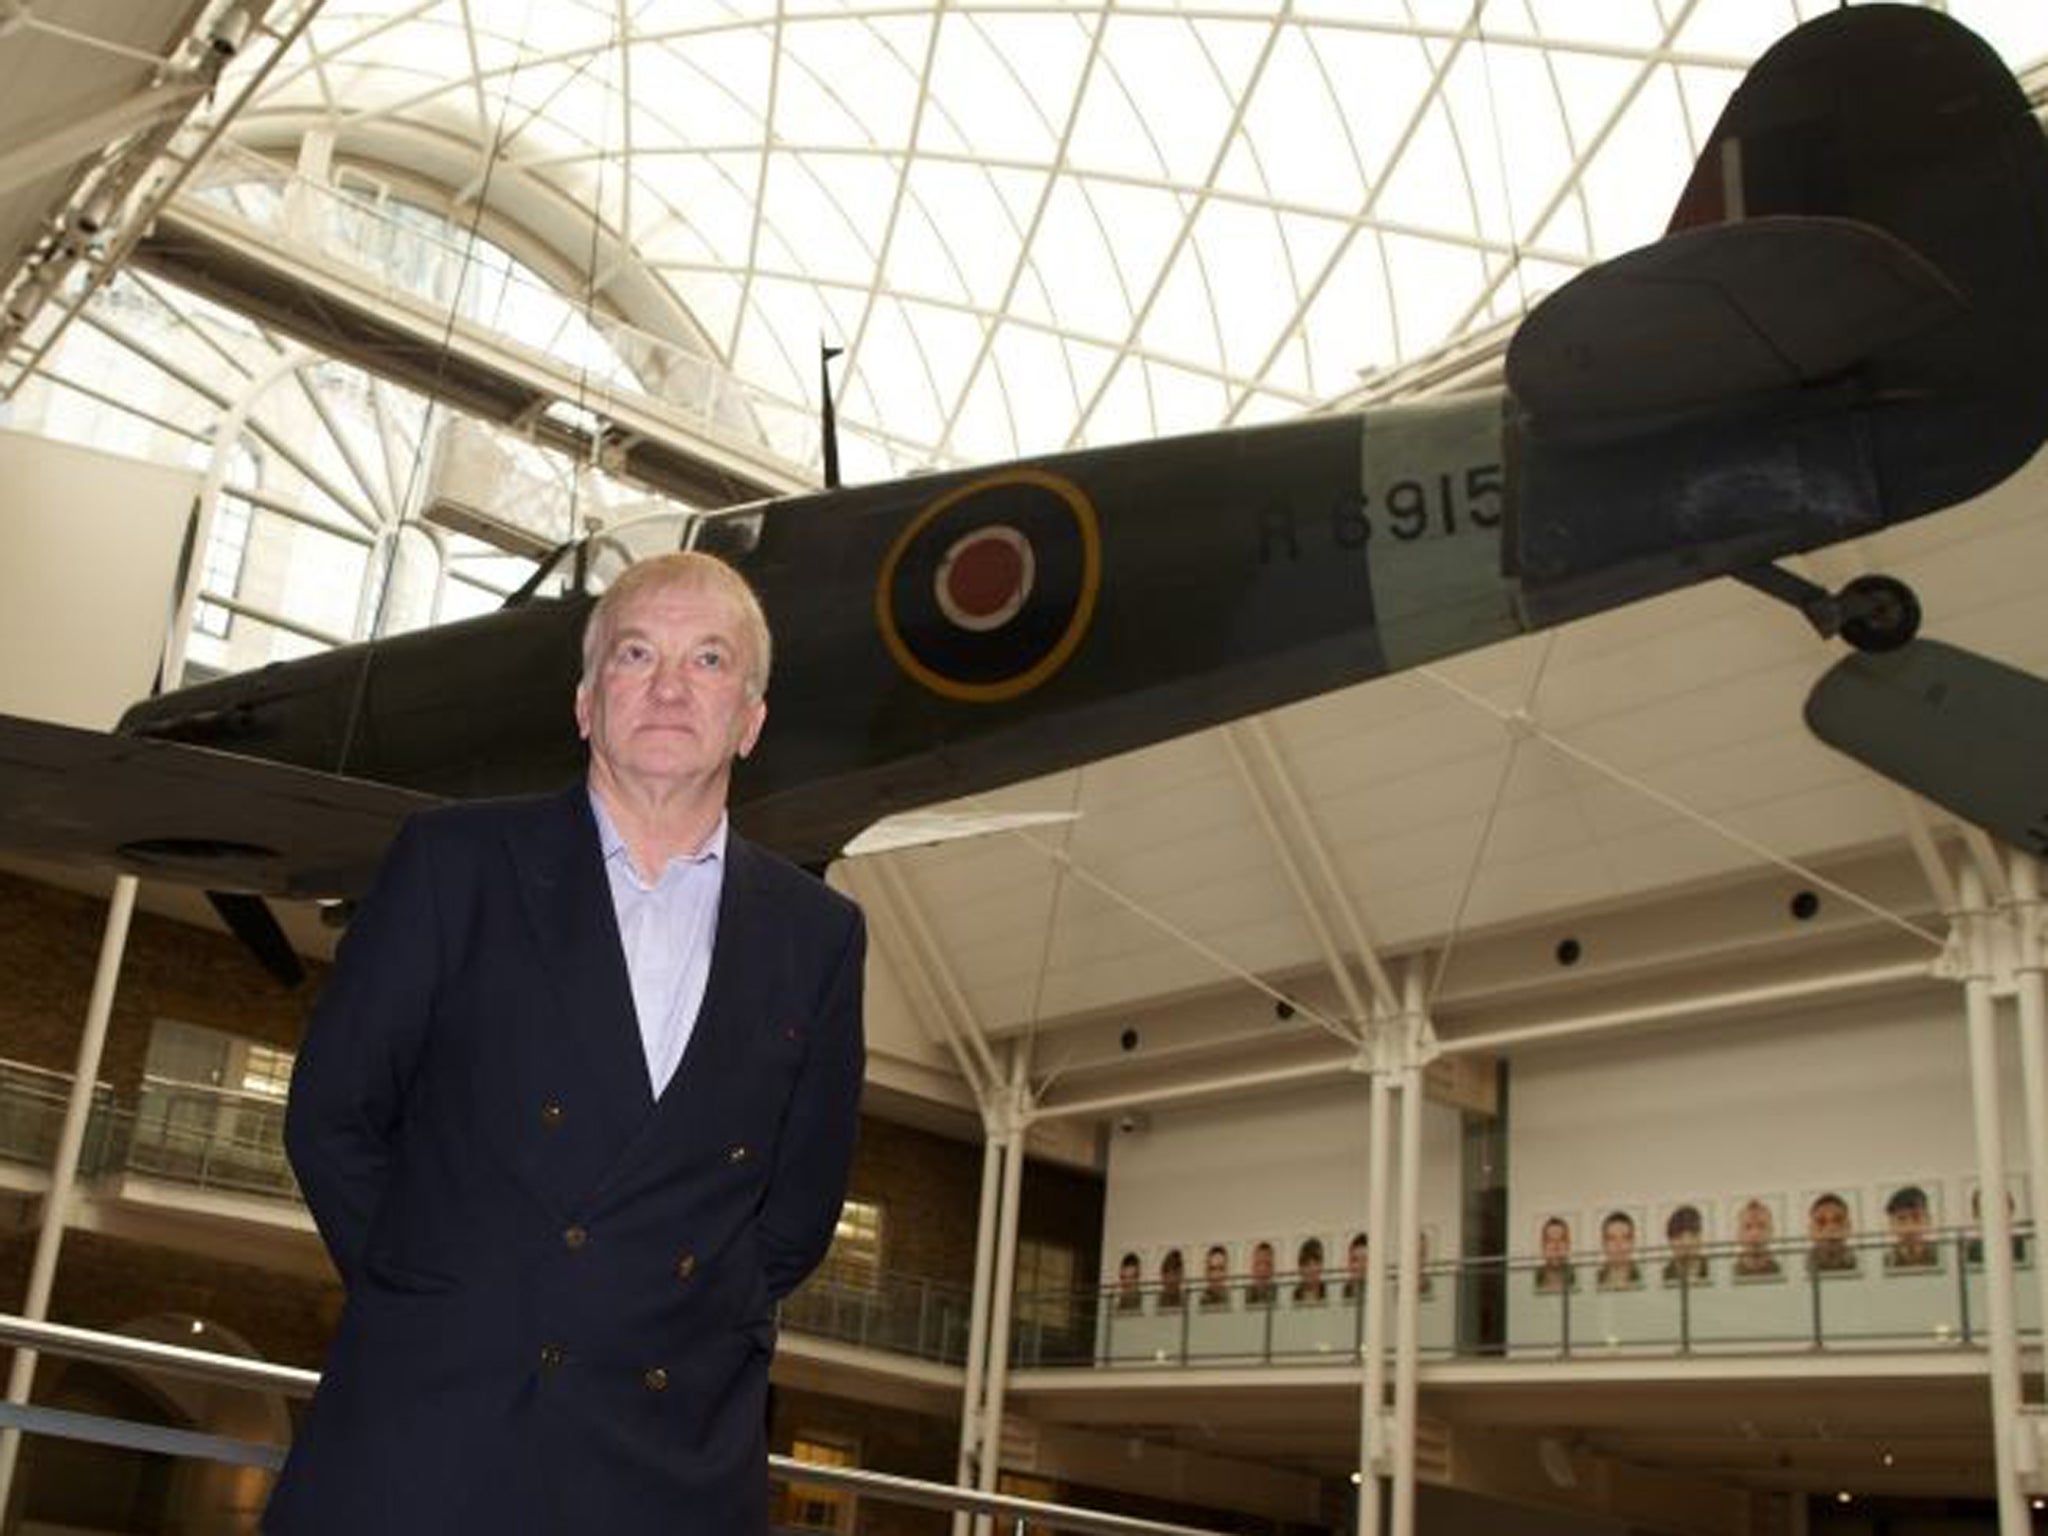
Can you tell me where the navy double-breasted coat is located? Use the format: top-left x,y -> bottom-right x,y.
265,786 -> 866,1535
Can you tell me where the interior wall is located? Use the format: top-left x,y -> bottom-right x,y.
1100,1076 -> 1464,1283
1508,983 -> 2026,1258
0,428 -> 196,728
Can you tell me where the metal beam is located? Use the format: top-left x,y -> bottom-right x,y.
839,859 -> 995,1106
0,83 -> 200,200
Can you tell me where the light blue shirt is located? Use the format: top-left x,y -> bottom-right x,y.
590,792 -> 727,1096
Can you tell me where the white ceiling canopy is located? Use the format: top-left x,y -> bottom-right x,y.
223,2 -> 2048,480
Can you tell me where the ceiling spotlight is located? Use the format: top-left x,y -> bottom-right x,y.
1349,1471 -> 1363,1486
189,1319 -> 205,1335
1880,1451 -> 1894,1468
1835,1491 -> 1852,1505
2034,1499 -> 2045,1512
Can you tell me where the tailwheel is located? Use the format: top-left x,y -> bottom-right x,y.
1837,574 -> 1921,654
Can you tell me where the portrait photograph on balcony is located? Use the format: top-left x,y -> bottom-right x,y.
1729,1193 -> 1788,1283
1594,1206 -> 1647,1292
1197,1242 -> 1233,1309
1878,1179 -> 1943,1273
1112,1249 -> 1145,1312
1656,1199 -> 1713,1287
1531,1211 -> 1578,1295
1290,1234 -> 1327,1305
1802,1188 -> 1863,1276
1155,1246 -> 1186,1311
1340,1230 -> 1369,1300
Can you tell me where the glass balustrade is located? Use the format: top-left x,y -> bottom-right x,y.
4,1056 -> 2037,1372
1031,1229 -> 2038,1369
120,1078 -> 301,1201
178,143 -> 823,474
0,1059 -> 98,1170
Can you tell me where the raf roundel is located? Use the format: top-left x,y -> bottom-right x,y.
877,469 -> 1102,703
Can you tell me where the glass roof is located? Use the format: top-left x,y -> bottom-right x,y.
226,1 -> 2048,479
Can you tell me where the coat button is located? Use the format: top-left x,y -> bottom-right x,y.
538,1344 -> 565,1370
563,1225 -> 588,1250
540,1102 -> 564,1129
727,1144 -> 749,1164
643,1366 -> 669,1393
676,1253 -> 696,1280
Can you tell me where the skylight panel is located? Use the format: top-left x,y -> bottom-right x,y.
776,14 -> 928,150
1380,232 -> 1485,362
923,11 -> 1091,163
631,151 -> 763,270
1574,65 -> 1692,256
755,149 -> 898,287
628,34 -> 770,147
892,161 -> 1030,310
1672,0 -> 1801,58
1308,27 -> 1438,197
1526,0 -> 1668,52
1223,27 -> 1369,212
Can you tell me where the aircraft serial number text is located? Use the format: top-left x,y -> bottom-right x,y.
1257,464 -> 1503,564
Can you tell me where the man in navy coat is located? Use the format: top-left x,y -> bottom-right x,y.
266,552 -> 866,1534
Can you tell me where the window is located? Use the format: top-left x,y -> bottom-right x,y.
1013,1239 -> 1079,1331
820,1198 -> 884,1289
997,1472 -> 1059,1536
239,1042 -> 293,1100
777,1435 -> 856,1533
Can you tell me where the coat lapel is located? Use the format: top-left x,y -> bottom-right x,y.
603,836 -> 781,1177
508,787 -> 656,1132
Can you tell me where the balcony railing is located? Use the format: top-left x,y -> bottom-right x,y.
177,142 -> 826,480
0,1059 -> 977,1362
0,1312 -> 1228,1536
7,1060 -> 2035,1372
1015,1229 -> 2041,1369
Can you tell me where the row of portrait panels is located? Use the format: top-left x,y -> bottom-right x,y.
1525,1176 -> 2030,1293
1107,1227 -> 1443,1310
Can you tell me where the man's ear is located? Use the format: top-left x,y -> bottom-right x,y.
737,698 -> 767,760
574,684 -> 592,741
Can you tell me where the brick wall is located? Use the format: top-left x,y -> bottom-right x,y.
0,871 -> 325,1091
0,1229 -> 339,1378
771,1386 -> 953,1536
845,1116 -> 1105,1290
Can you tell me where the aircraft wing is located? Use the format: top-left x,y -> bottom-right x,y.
1507,215 -> 1961,433
0,712 -> 441,900
1804,641 -> 2048,857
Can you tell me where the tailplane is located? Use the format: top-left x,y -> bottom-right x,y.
1508,4 -> 2048,621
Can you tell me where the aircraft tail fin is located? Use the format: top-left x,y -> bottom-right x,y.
1507,6 -> 2048,623
1660,3 -> 2048,506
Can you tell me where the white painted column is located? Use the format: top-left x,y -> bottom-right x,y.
952,1124 -> 1007,1536
2011,852 -> 2048,1386
972,1050 -> 1030,1536
1358,1048 -> 1393,1536
1959,866 -> 2031,1536
1389,1054 -> 1425,1536
0,874 -> 139,1513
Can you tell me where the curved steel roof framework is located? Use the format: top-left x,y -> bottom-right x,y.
217,2 -> 2047,478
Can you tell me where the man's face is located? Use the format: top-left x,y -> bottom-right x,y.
1739,1203 -> 1773,1248
1205,1249 -> 1228,1285
1301,1251 -> 1323,1284
1671,1227 -> 1703,1262
1252,1244 -> 1274,1283
1810,1200 -> 1850,1245
1540,1222 -> 1570,1264
576,580 -> 766,798
1349,1238 -> 1368,1277
1118,1258 -> 1139,1292
1889,1205 -> 1929,1246
1601,1219 -> 1634,1265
